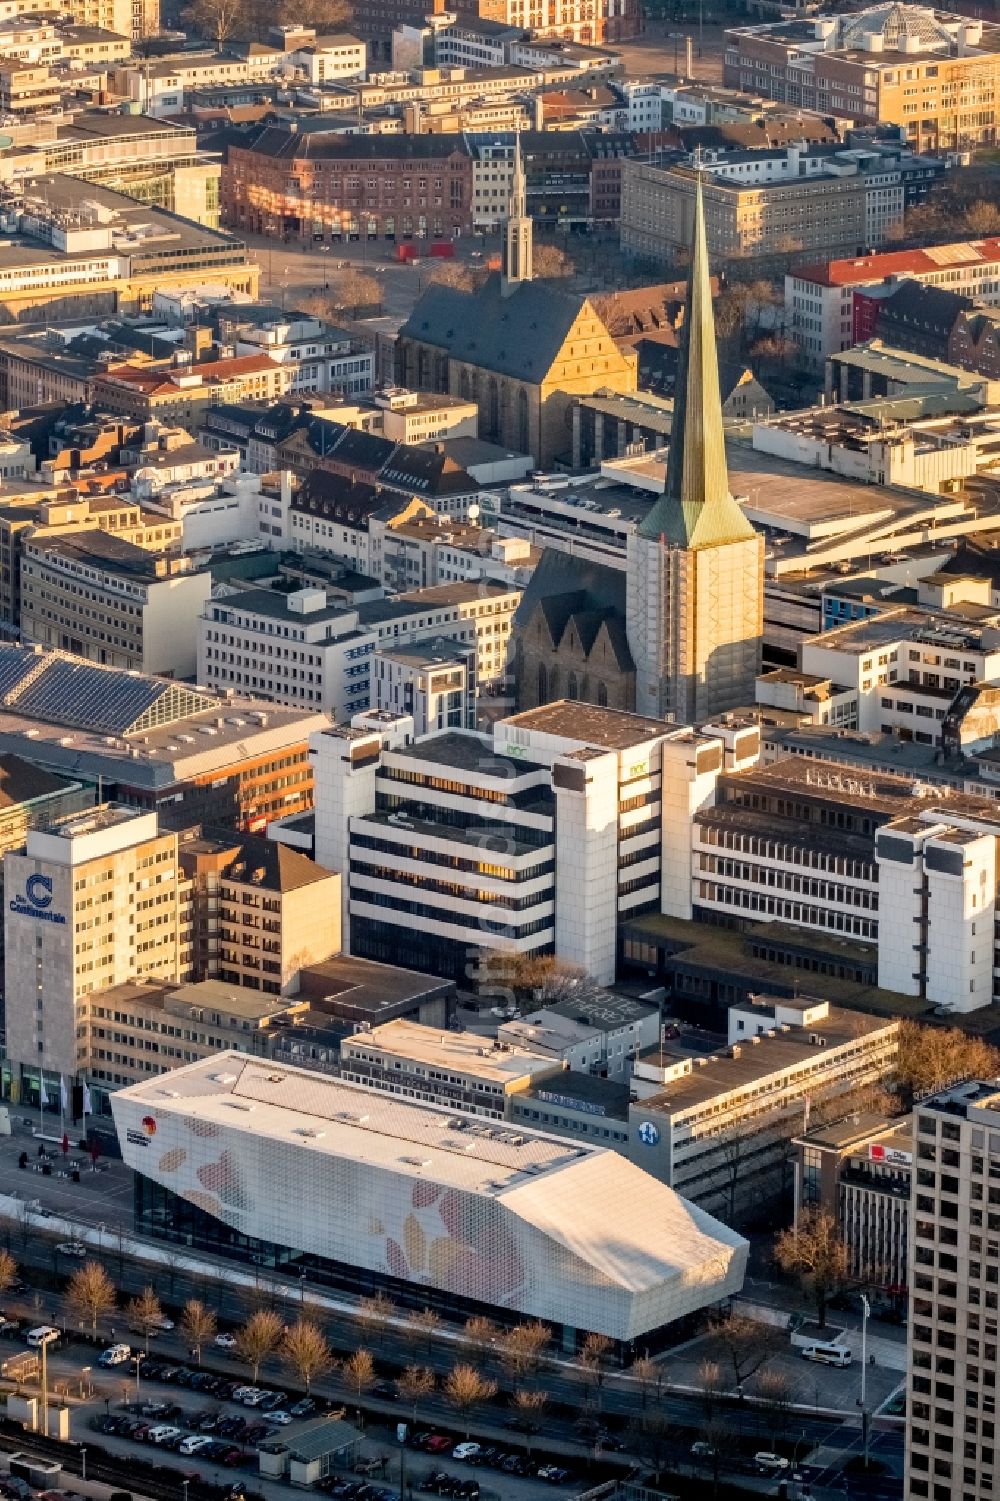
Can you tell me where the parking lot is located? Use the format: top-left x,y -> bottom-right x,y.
0,1334 -> 591,1501
660,1332 -> 900,1422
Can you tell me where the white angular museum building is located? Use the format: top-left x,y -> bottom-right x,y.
112,1052 -> 748,1345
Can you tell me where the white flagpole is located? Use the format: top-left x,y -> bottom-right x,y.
38,1072 -> 47,1137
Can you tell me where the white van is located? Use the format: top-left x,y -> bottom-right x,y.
801,1341 -> 852,1367
25,1326 -> 59,1348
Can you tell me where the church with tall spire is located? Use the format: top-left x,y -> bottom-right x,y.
396,132 -> 636,467
625,176 -> 764,723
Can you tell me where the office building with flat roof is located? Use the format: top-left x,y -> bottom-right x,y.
792,1111 -> 912,1293
4,804 -> 191,1097
339,1018 -> 561,1120
905,1080 -> 1000,1501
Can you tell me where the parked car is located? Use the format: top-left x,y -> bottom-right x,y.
290,1397 -> 316,1418
215,1333 -> 238,1350
266,1412 -> 293,1427
754,1454 -> 790,1474
424,1437 -> 451,1454
179,1437 -> 215,1457
99,1344 -> 132,1368
55,1242 -> 86,1257
26,1326 -> 59,1348
453,1446 -> 481,1463
691,1442 -> 716,1460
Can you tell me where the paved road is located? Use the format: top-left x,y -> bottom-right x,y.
0,1118 -> 880,1494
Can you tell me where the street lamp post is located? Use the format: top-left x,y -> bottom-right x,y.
79,1447 -> 87,1482
858,1293 -> 870,1470
182,1479 -> 190,1501
134,1353 -> 141,1402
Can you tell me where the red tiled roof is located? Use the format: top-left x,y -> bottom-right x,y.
97,354 -> 281,394
796,238 -> 1000,288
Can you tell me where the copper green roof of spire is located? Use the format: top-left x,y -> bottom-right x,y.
637,175 -> 757,549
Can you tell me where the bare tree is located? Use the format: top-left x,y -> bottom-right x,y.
755,1368 -> 792,1451
288,0 -> 350,25
445,1363 -> 497,1438
580,1331 -> 613,1406
895,1020 -> 1000,1104
0,1250 -> 18,1299
696,1359 -> 725,1421
181,0 -> 242,45
358,1292 -> 396,1347
708,1311 -> 780,1390
499,1322 -> 551,1381
237,1309 -> 285,1383
282,1318 -> 334,1391
421,260 -> 476,292
127,1287 -> 164,1353
181,1299 -> 217,1364
398,1364 -> 435,1423
532,244 -> 574,280
67,1262 -> 116,1335
774,1209 -> 849,1329
463,1315 -> 497,1358
411,1307 -> 440,1354
510,1389 -> 547,1454
630,1354 -> 660,1408
332,270 -> 382,320
343,1347 -> 375,1399
627,1410 -> 677,1485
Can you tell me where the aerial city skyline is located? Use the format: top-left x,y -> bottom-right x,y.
0,1 -> 995,1498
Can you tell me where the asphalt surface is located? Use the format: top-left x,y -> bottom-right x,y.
0,1119 -> 892,1500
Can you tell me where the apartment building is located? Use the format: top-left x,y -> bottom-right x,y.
339,1017 -> 560,1119
233,312 -> 374,398
363,582 -> 519,696
215,837 -> 339,996
621,157 -> 868,268
307,712 -> 557,982
787,237 -> 1000,365
499,992 -> 660,1080
92,355 -> 292,428
221,129 -> 474,244
19,529 -> 212,677
905,1080 -> 1000,1501
627,996 -> 899,1222
0,489 -> 182,633
372,637 -> 477,735
198,579 -> 516,723
372,388 -> 477,444
4,805 -> 191,1094
302,700 -> 730,984
475,0 -> 637,45
724,4 -> 1000,154
685,749 -> 1000,1012
792,1112 -> 912,1292
79,976 -> 301,1095
198,587 -> 378,723
797,601 -> 1000,745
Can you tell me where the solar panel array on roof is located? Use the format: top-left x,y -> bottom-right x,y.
0,644 -> 220,736
0,647 -> 43,705
16,658 -> 167,735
